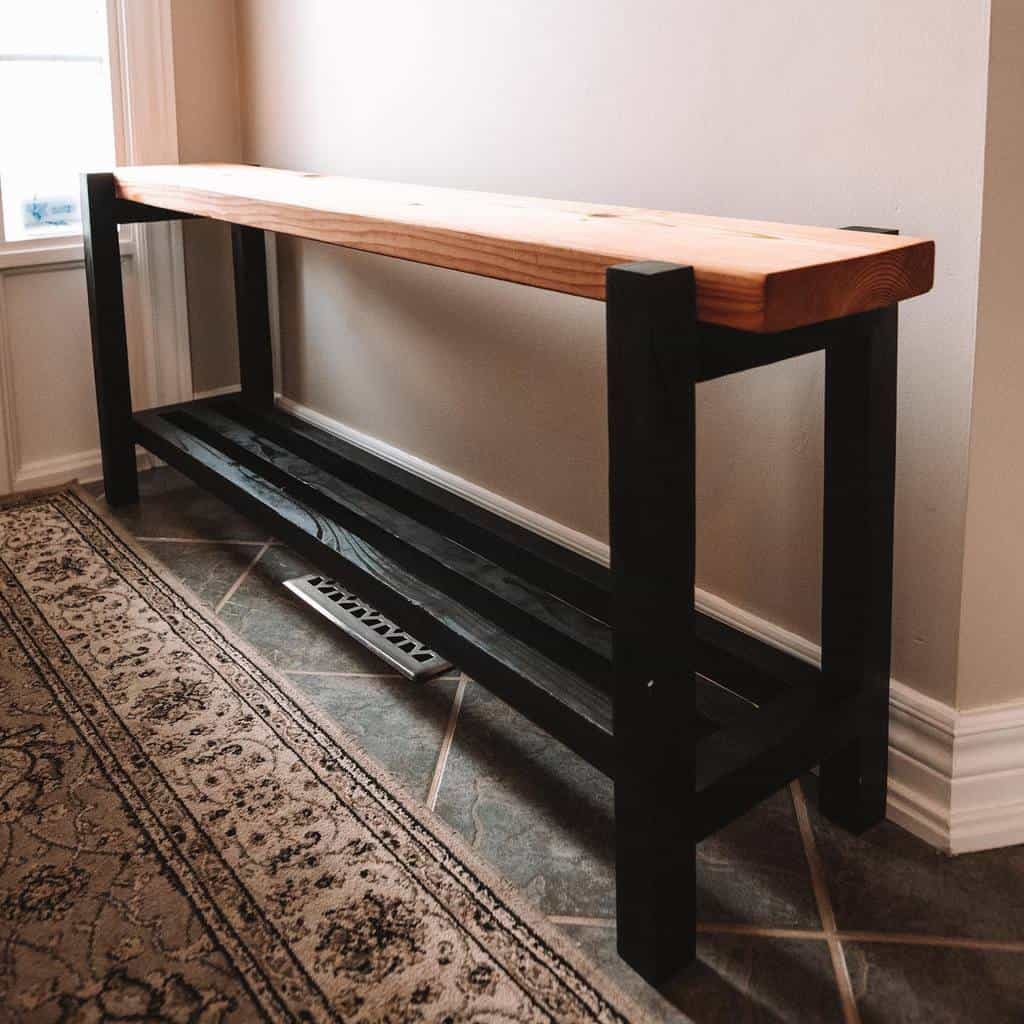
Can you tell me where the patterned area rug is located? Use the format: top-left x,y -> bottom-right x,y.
0,486 -> 642,1023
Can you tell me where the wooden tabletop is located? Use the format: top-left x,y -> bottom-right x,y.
113,163 -> 934,333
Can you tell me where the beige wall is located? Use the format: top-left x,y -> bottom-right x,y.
956,0 -> 1024,710
231,0 -> 993,704
170,0 -> 244,392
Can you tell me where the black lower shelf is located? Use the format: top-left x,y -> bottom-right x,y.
135,398 -> 617,770
133,395 -> 829,819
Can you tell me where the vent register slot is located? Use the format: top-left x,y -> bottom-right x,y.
284,574 -> 452,680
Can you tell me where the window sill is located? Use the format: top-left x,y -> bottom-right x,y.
0,236 -> 136,272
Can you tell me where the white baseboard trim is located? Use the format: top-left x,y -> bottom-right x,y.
194,384 -> 242,401
274,394 -> 611,564
681,587 -> 1024,854
890,689 -> 1024,854
15,447 -> 157,492
220,392 -> 1024,855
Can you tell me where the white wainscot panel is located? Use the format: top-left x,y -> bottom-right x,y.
0,257 -> 149,492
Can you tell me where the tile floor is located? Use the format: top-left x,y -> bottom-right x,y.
88,467 -> 1024,1023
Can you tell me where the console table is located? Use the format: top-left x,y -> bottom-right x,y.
82,164 -> 934,984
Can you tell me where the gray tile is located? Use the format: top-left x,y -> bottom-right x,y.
557,925 -> 690,1024
700,785 -> 820,929
145,540 -> 257,609
802,777 -> 1024,941
433,681 -> 615,917
217,545 -> 431,674
283,672 -> 459,801
434,684 -> 819,926
87,466 -> 269,541
562,925 -> 843,1023
846,942 -> 1024,1024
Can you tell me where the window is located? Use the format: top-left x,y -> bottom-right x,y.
0,0 -> 116,242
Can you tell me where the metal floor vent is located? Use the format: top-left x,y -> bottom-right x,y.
283,575 -> 453,681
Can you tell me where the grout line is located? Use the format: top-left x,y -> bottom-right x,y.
546,916 -> 831,942
284,670 -> 405,679
546,914 -> 1024,954
699,923 -> 827,941
703,923 -> 1024,954
546,917 -> 829,943
214,541 -> 272,615
703,925 -> 1024,954
137,535 -> 269,546
791,780 -> 861,1024
838,931 -> 1024,955
426,674 -> 468,811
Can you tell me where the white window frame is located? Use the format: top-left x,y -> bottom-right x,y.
0,0 -> 191,406
0,2 -> 128,261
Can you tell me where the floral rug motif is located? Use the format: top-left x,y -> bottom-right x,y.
0,487 -> 640,1023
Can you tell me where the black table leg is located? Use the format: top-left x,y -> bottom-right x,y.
232,224 -> 275,411
82,172 -> 138,506
607,261 -> 698,983
819,304 -> 898,831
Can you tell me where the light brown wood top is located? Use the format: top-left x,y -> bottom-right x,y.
114,163 -> 934,333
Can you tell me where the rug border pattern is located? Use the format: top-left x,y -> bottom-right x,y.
0,484 -> 644,1024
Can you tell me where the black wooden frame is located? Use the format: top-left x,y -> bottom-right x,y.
82,172 -> 898,985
